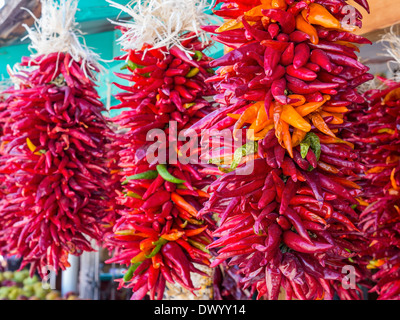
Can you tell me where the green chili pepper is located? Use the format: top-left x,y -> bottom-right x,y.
186,67 -> 200,78
122,170 -> 158,185
156,164 -> 186,184
125,191 -> 143,199
128,60 -> 145,71
187,239 -> 210,254
145,238 -> 168,259
123,262 -> 143,282
194,51 -> 203,61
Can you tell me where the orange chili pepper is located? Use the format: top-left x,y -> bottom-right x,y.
196,190 -> 210,199
171,192 -> 198,217
227,113 -> 241,120
161,229 -> 186,241
273,102 -> 283,145
234,103 -> 261,138
319,111 -> 344,125
140,238 -> 158,251
334,41 -> 360,52
318,161 -> 340,174
152,253 -> 163,269
219,65 -> 235,76
292,128 -> 308,147
250,124 -> 274,141
309,112 -> 336,137
391,168 -> 399,191
288,94 -> 306,107
249,101 -> 274,134
185,226 -> 208,237
295,14 -> 319,45
281,104 -> 312,132
367,167 -> 385,174
131,251 -> 147,264
317,134 -> 354,149
245,2 -> 273,18
322,106 -> 349,114
331,176 -> 361,190
271,0 -> 287,10
302,3 -> 341,29
281,120 -> 294,158
295,95 -> 330,117
177,206 -> 194,221
387,155 -> 400,164
383,87 -> 400,104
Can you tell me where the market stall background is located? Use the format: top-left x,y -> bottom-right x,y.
0,0 -> 399,301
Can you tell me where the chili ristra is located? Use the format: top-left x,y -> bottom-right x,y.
193,0 -> 372,301
103,0 -> 217,301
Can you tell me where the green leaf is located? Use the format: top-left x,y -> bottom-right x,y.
230,142 -> 258,170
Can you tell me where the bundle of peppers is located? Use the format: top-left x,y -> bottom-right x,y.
0,49 -> 113,277
190,0 -> 373,300
345,79 -> 400,300
103,22 -> 219,300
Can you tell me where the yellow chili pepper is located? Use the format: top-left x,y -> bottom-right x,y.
281,104 -> 312,132
26,138 -> 43,156
216,20 -> 244,33
26,138 -> 37,153
302,3 -> 341,29
295,14 -> 319,45
377,128 -> 395,135
309,112 -> 336,138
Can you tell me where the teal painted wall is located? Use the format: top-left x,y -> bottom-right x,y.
0,0 -> 224,115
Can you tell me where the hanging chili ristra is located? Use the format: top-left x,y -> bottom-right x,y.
345,32 -> 400,300
0,0 -> 114,277
103,0 -> 218,300
192,0 -> 372,300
